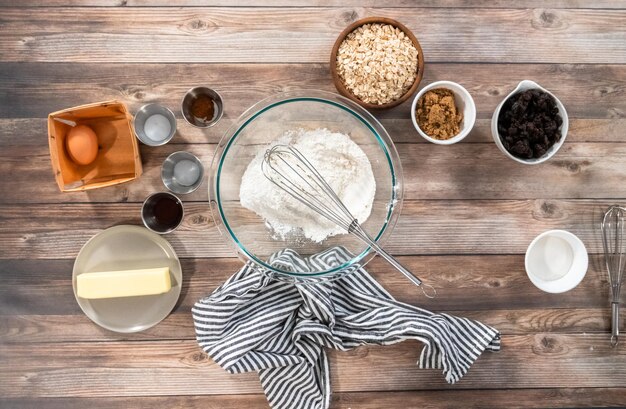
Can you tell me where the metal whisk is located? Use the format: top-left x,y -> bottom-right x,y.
262,144 -> 436,298
601,205 -> 626,347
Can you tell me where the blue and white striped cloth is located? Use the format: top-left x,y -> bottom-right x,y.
193,247 -> 500,409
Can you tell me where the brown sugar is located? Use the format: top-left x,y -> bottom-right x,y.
415,88 -> 463,140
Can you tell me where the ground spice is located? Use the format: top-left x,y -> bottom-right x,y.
190,95 -> 215,121
415,88 -> 463,140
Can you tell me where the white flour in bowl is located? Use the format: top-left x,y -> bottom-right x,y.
239,128 -> 376,243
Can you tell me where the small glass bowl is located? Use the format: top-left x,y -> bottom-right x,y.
208,90 -> 404,282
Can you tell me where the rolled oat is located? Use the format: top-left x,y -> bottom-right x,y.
336,23 -> 419,105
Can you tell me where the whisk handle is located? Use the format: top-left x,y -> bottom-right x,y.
611,302 -> 620,347
367,240 -> 436,298
375,244 -> 422,286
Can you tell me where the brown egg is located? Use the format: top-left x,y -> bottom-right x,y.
66,125 -> 98,165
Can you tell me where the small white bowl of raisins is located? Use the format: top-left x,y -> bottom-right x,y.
491,80 -> 568,165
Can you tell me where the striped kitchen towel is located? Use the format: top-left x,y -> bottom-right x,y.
193,247 -> 500,409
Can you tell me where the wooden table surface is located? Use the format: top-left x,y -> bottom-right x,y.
2,1 -> 626,408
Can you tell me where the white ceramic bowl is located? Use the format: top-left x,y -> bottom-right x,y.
411,80 -> 476,145
525,229 -> 588,294
492,80 -> 569,165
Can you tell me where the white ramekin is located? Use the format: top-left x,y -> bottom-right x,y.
525,229 -> 588,294
410,80 -> 476,145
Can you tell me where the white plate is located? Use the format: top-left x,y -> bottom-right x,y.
72,225 -> 182,333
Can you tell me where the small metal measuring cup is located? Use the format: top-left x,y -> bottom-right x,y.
133,103 -> 177,146
181,87 -> 224,128
161,151 -> 204,195
141,192 -> 184,234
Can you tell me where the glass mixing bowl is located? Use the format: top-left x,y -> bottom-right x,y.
209,90 -> 403,282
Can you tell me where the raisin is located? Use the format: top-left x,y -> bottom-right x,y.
497,88 -> 563,160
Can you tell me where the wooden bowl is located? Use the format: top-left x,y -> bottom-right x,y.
330,17 -> 425,110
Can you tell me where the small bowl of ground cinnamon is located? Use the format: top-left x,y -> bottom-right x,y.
181,86 -> 224,128
411,81 -> 476,145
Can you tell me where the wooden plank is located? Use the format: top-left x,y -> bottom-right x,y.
3,118 -> 626,149
0,334 -> 624,397
0,307 -> 609,344
2,1 -> 625,8
0,199 -> 617,257
1,8 -> 625,63
2,388 -> 626,409
333,389 -> 626,409
0,252 -> 613,315
0,395 -> 270,409
2,63 -> 625,120
0,5 -> 623,406
2,142 -> 626,204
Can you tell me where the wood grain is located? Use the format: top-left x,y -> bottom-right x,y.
3,143 -> 626,204
0,304 -> 610,344
1,8 -> 625,63
0,307 -> 610,344
0,252 -> 612,315
0,200 -> 616,258
3,118 -> 626,149
1,334 -> 624,397
2,388 -> 626,409
2,3 -> 626,407
2,1 -> 625,8
2,63 -> 625,121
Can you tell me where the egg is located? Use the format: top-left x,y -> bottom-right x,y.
66,125 -> 98,165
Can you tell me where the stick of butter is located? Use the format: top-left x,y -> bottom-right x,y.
76,267 -> 171,299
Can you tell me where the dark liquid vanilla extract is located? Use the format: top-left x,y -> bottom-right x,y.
152,196 -> 183,230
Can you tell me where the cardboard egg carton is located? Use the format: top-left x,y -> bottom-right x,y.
48,100 -> 142,192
